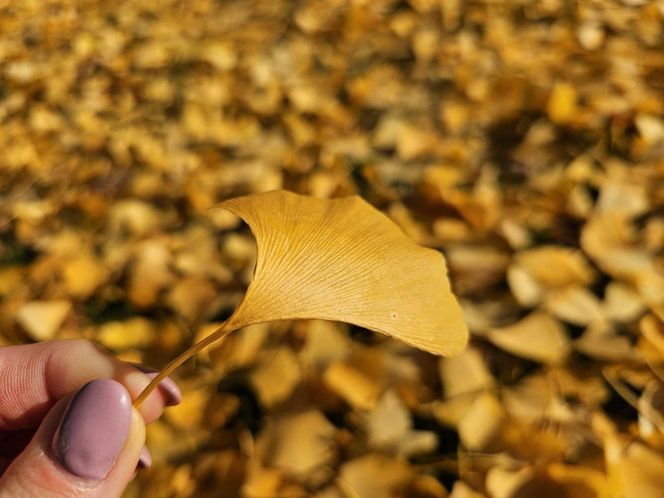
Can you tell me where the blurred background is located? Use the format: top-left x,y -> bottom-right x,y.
1,1 -> 663,497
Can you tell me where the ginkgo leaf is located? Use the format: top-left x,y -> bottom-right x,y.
221,190 -> 467,354
136,190 -> 467,406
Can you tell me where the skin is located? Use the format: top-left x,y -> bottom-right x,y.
0,339 -> 173,497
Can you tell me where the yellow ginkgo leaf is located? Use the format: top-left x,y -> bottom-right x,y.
136,190 -> 467,406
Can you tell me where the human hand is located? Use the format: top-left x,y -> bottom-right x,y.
0,339 -> 181,497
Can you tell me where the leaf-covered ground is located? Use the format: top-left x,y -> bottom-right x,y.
1,1 -> 663,497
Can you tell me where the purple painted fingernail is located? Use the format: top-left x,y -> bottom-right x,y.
133,365 -> 182,407
52,379 -> 132,480
138,446 -> 152,470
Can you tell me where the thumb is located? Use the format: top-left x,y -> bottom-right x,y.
0,379 -> 148,498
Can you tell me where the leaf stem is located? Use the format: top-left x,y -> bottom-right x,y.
134,320 -> 234,408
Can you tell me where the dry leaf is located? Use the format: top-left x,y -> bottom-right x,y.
582,212 -> 664,309
127,239 -> 174,308
165,388 -> 210,430
640,314 -> 664,356
338,454 -> 413,498
514,246 -> 595,288
575,323 -> 636,361
544,285 -> 603,326
250,347 -> 302,407
315,487 -> 345,498
603,282 -> 645,322
447,245 -> 510,295
502,373 -> 556,424
15,300 -> 71,341
605,435 -> 664,498
366,389 -> 410,449
545,464 -> 610,498
96,317 -> 155,350
242,462 -> 284,498
485,466 -> 536,498
507,265 -> 543,307
440,346 -> 495,398
458,393 -> 506,451
488,312 -> 570,364
136,190 -> 467,405
449,482 -> 487,498
435,346 -> 498,426
638,380 -> 664,438
257,410 -> 336,483
595,182 -> 649,217
61,254 -> 110,298
324,360 -> 380,410
299,320 -> 350,369
366,389 -> 437,456
221,191 -> 467,355
208,323 -> 270,373
165,276 -> 216,321
0,267 -> 24,298
407,474 -> 449,498
547,81 -> 577,124
9,3 -> 663,495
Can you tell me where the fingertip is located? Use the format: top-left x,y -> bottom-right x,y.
0,382 -> 146,498
52,379 -> 132,480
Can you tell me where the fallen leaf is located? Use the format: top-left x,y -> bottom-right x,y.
507,265 -> 543,307
640,314 -> 664,356
440,346 -> 495,398
605,435 -> 664,498
407,474 -> 450,498
365,389 -> 436,456
208,323 -> 270,373
458,393 -> 506,451
544,285 -> 603,326
15,300 -> 71,341
165,276 -> 217,321
485,466 -> 535,498
324,360 -> 380,410
449,482 -> 487,498
250,347 -> 302,407
602,282 -> 645,322
242,461 -> 284,498
61,254 -> 110,298
581,213 -> 664,310
127,239 -> 174,308
0,267 -> 24,298
575,322 -> 636,361
545,464 -> 610,498
514,246 -> 595,288
638,380 -> 664,438
338,454 -> 413,498
436,346 -> 496,424
488,312 -> 570,364
96,317 -> 155,350
165,387 -> 210,430
502,373 -> 556,424
299,320 -> 350,369
257,410 -> 336,483
547,81 -> 577,124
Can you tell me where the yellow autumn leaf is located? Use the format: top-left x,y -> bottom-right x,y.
136,190 -> 467,406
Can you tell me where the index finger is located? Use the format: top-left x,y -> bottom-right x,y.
0,339 -> 176,430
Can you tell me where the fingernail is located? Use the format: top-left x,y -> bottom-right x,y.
137,446 -> 152,470
133,364 -> 182,406
52,379 -> 132,480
